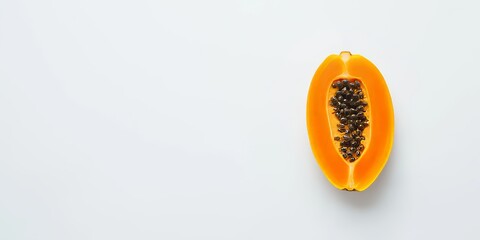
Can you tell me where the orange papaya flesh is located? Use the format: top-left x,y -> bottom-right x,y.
306,51 -> 394,191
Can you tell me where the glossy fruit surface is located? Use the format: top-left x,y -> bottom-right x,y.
306,51 -> 394,191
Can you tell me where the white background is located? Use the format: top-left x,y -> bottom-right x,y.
1,0 -> 479,239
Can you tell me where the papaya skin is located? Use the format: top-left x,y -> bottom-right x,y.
306,51 -> 394,191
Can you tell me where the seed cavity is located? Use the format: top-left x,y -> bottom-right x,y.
330,79 -> 369,163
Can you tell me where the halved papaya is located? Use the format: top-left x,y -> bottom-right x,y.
306,51 -> 394,191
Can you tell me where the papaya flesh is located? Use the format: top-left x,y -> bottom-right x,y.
306,51 -> 394,191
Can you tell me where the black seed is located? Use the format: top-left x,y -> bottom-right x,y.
334,136 -> 340,141
342,153 -> 348,159
341,147 -> 347,152
355,150 -> 361,156
349,157 -> 356,162
354,80 -> 360,88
